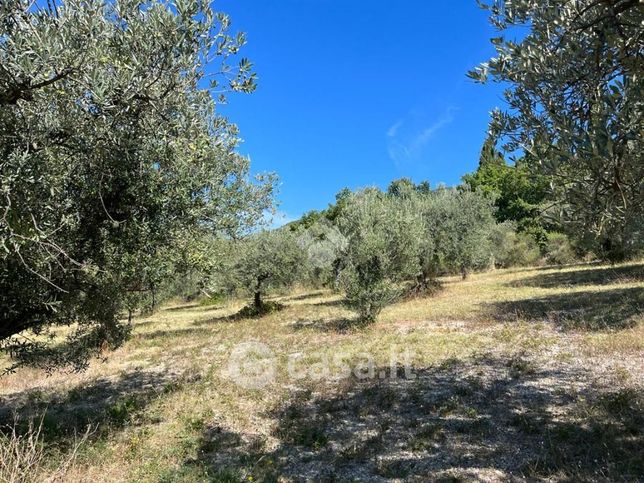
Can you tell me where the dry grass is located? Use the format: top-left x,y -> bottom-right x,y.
0,416 -> 90,483
0,260 -> 642,481
0,418 -> 45,483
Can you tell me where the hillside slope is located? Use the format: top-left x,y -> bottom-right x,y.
1,261 -> 642,481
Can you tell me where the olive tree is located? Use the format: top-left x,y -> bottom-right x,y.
488,222 -> 541,268
334,186 -> 497,324
423,188 -> 497,279
336,190 -> 422,324
0,0 -> 274,371
295,219 -> 347,288
471,0 -> 643,260
230,230 -> 306,314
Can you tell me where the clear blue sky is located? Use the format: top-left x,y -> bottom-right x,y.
215,0 -> 506,224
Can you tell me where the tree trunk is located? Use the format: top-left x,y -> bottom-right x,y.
332,258 -> 343,292
254,277 -> 263,310
407,264 -> 440,298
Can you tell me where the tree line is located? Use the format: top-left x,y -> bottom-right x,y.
207,173 -> 584,327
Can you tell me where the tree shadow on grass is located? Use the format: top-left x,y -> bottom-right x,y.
280,291 -> 327,302
484,287 -> 643,330
511,261 -> 602,273
0,368 -> 195,446
182,355 -> 642,481
179,426 -> 276,482
193,302 -> 287,327
290,317 -> 355,333
163,303 -> 201,312
310,298 -> 346,308
508,263 -> 644,289
133,327 -> 215,341
192,313 -> 241,327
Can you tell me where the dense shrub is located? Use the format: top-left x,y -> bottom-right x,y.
544,233 -> 577,266
489,223 -> 541,268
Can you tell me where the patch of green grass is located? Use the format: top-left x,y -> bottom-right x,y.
198,293 -> 226,307
236,301 -> 285,319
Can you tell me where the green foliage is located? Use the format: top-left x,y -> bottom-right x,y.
336,189 -> 421,324
489,222 -> 541,268
287,210 -> 325,231
544,233 -> 577,266
286,188 -> 353,232
471,0 -> 643,260
198,293 -> 226,307
0,0 -> 274,371
335,185 -> 497,323
324,188 -> 353,223
422,187 -> 497,278
341,265 -> 398,326
227,230 -> 306,311
294,219 -> 347,288
463,135 -> 548,242
387,178 -> 431,198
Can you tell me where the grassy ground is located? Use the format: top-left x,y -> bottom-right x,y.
1,261 -> 642,482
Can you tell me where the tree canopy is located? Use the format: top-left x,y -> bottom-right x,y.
463,135 -> 549,242
333,184 -> 498,324
0,0 -> 273,371
471,0 -> 643,260
227,230 -> 306,313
